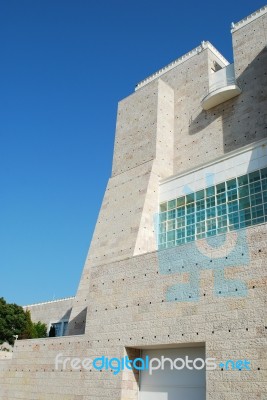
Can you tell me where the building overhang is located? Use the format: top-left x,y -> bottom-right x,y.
201,84 -> 242,110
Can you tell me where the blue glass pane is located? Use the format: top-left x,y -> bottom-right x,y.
239,185 -> 249,198
227,178 -> 237,190
177,196 -> 185,206
160,212 -> 167,222
206,207 -> 216,219
158,168 -> 266,249
249,170 -> 260,182
238,175 -> 248,186
168,199 -> 176,210
168,210 -> 176,220
196,200 -> 205,211
217,193 -> 226,204
216,182 -> 225,193
206,186 -> 215,197
196,190 -> 204,200
187,203 -> 195,214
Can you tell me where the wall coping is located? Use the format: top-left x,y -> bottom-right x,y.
231,5 -> 267,32
23,296 -> 75,308
135,41 -> 229,91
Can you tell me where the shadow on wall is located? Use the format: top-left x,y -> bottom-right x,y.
66,307 -> 87,336
189,47 -> 267,153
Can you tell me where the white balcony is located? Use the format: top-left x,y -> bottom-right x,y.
201,64 -> 241,110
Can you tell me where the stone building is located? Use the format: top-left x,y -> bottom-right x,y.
0,5 -> 267,400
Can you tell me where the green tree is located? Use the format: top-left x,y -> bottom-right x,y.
0,297 -> 28,345
0,297 -> 47,345
32,321 -> 47,338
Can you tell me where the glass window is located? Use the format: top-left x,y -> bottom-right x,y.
206,186 -> 215,197
227,178 -> 237,190
159,212 -> 167,222
196,232 -> 206,239
249,170 -> 260,182
186,236 -> 194,242
238,174 -> 248,186
63,322 -> 68,336
228,200 -> 238,213
168,199 -> 176,210
176,217 -> 185,228
251,205 -> 264,219
239,209 -> 251,223
158,233 -> 166,244
177,196 -> 185,206
262,179 -> 267,191
160,203 -> 167,212
196,189 -> 204,200
167,220 -> 175,231
239,196 -> 250,210
218,215 -> 227,228
168,209 -> 176,220
228,189 -> 237,201
158,168 -> 267,249
186,225 -> 195,236
261,167 -> 267,179
186,193 -> 195,204
207,229 -> 216,237
216,182 -> 225,193
51,322 -> 65,337
217,204 -> 227,216
249,181 -> 262,194
206,196 -> 215,208
196,199 -> 205,211
196,210 -> 205,222
217,193 -> 226,204
207,218 -> 216,231
177,206 -> 185,217
186,214 -> 195,225
217,226 -> 227,234
196,222 -> 205,233
159,222 -> 166,233
228,212 -> 239,227
176,228 -> 185,239
250,193 -> 263,207
206,207 -> 216,219
176,238 -> 185,245
167,230 -> 175,241
186,203 -> 195,214
239,185 -> 249,198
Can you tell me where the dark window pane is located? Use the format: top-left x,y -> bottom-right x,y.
206,186 -> 215,197
216,182 -> 225,193
177,196 -> 185,206
227,178 -> 237,190
238,174 -> 248,186
196,189 -> 204,200
249,170 -> 260,182
186,193 -> 195,204
239,185 -> 249,198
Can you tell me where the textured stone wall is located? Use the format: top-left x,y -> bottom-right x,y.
68,79 -> 174,334
0,8 -> 266,400
24,297 -> 74,330
0,224 -> 266,399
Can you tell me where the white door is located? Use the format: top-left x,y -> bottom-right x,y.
139,347 -> 206,400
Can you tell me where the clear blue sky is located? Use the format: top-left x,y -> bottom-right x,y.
0,0 -> 265,305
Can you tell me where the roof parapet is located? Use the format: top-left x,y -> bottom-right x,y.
135,41 -> 229,91
23,296 -> 75,308
231,5 -> 267,32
